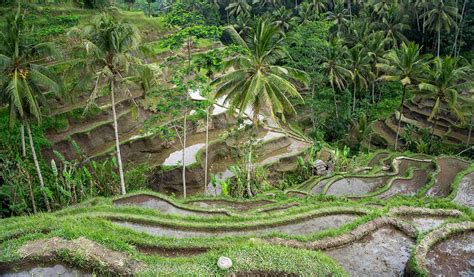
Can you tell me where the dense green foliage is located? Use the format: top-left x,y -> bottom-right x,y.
0,0 -> 473,217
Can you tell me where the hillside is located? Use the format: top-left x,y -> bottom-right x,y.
0,0 -> 473,276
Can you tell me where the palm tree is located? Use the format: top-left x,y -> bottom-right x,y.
320,38 -> 351,118
212,20 -> 308,196
376,5 -> 410,47
311,0 -> 328,14
272,7 -> 293,32
70,14 -> 140,195
348,44 -> 372,113
326,2 -> 350,35
365,31 -> 390,103
421,0 -> 458,57
226,0 -> 252,17
0,6 -> 63,212
294,2 -> 314,25
147,0 -> 156,17
418,56 -> 471,147
377,42 -> 430,151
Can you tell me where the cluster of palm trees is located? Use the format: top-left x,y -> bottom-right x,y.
0,6 -> 142,205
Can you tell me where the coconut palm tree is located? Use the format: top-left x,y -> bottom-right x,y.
375,5 -> 410,47
272,7 -> 293,31
69,14 -> 140,195
377,42 -> 430,151
212,19 -> 308,196
326,2 -> 350,35
0,6 -> 63,212
418,56 -> 471,147
320,38 -> 351,118
226,0 -> 252,17
365,31 -> 391,103
311,0 -> 328,14
348,44 -> 372,113
421,0 -> 458,57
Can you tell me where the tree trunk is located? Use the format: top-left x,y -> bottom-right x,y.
204,106 -> 210,194
182,112 -> 187,198
148,2 -> 152,17
467,115 -> 472,145
111,80 -> 126,195
246,143 -> 253,197
429,115 -> 438,152
394,85 -> 406,151
453,0 -> 467,57
26,122 -> 51,212
347,0 -> 352,19
437,30 -> 441,57
21,124 -> 26,157
372,81 -> 375,104
27,172 -> 37,214
352,82 -> 357,113
311,85 -> 316,129
331,83 -> 339,118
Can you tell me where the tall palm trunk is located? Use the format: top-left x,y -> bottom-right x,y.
394,85 -> 406,151
182,112 -> 187,198
26,122 -> 51,212
331,83 -> 339,118
111,79 -> 126,195
452,0 -> 467,57
204,106 -> 210,193
352,82 -> 357,113
467,115 -> 472,145
21,124 -> 26,157
246,142 -> 253,197
436,29 -> 441,57
429,114 -> 439,152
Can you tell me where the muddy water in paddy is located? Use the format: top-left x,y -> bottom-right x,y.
187,199 -> 273,211
325,227 -> 414,276
113,194 -> 224,217
426,232 -> 474,276
398,216 -> 447,233
1,264 -> 91,277
112,214 -> 358,238
427,157 -> 470,197
326,176 -> 390,196
377,169 -> 428,199
368,153 -> 389,167
452,172 -> 474,209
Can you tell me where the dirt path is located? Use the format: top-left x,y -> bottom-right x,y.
1,264 -> 92,276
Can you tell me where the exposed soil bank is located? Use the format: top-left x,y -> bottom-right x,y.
112,214 -> 359,238
135,245 -> 209,257
426,232 -> 474,276
0,264 -> 91,277
325,227 -> 414,276
113,194 -> 228,217
229,271 -> 297,277
14,237 -> 143,275
452,172 -> 474,209
427,157 -> 470,198
186,199 -> 274,212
